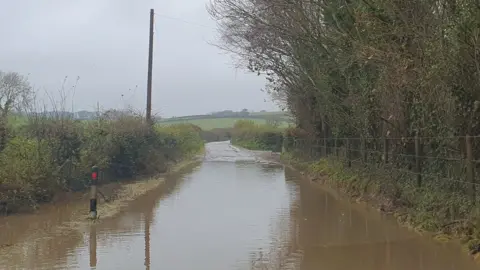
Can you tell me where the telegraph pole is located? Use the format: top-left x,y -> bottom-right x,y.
146,8 -> 154,123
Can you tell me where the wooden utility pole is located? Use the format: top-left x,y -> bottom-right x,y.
146,8 -> 154,123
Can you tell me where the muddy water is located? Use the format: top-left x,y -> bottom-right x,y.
0,141 -> 479,270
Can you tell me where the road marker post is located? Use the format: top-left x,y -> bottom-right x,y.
89,165 -> 99,219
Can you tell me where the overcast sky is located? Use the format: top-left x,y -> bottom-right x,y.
0,0 -> 278,117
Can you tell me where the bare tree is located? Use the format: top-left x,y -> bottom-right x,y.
0,71 -> 32,116
0,71 -> 33,149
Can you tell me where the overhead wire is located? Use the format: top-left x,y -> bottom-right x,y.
121,12 -> 214,112
148,12 -> 219,116
154,12 -> 217,30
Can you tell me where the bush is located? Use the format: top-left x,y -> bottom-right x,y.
0,137 -> 55,208
200,128 -> 232,142
0,114 -> 204,213
231,120 -> 283,151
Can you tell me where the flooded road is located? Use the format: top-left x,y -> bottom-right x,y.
0,141 -> 479,269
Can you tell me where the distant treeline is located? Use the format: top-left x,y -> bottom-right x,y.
161,111 -> 290,123
17,110 -> 99,120
19,110 -> 292,123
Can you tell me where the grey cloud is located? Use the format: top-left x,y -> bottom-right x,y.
0,0 -> 277,117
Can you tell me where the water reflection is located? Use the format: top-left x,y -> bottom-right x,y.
143,205 -> 153,270
89,224 -> 97,268
283,167 -> 478,270
243,166 -> 480,270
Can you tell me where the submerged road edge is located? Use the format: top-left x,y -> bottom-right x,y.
278,153 -> 480,264
94,154 -> 204,221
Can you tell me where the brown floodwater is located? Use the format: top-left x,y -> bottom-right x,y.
0,141 -> 479,270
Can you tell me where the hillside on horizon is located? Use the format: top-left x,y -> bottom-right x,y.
157,109 -> 292,130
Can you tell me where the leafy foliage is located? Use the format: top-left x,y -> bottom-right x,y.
0,114 -> 204,213
209,0 -> 480,253
209,0 -> 480,146
231,120 -> 283,151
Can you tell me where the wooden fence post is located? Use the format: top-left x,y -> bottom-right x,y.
321,137 -> 326,157
361,137 -> 367,164
466,135 -> 475,203
325,137 -> 328,156
318,139 -> 322,158
383,136 -> 389,164
346,138 -> 351,167
302,139 -> 307,159
334,137 -> 338,158
415,134 -> 422,187
312,140 -> 316,159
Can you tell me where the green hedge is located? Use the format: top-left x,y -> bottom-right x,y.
230,120 -> 283,152
0,115 -> 204,214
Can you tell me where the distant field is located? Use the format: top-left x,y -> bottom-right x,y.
157,117 -> 291,130
6,111 -> 293,131
250,111 -> 287,116
8,115 -> 28,128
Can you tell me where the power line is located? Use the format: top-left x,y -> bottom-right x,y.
154,12 -> 217,30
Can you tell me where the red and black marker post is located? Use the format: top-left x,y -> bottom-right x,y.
90,165 -> 99,219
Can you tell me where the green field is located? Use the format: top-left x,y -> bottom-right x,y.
249,111 -> 286,116
7,111 -> 293,131
8,115 -> 28,128
157,117 -> 291,130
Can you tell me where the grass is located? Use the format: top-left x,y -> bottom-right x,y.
158,117 -> 291,130
7,115 -> 28,128
228,119 -> 285,151
250,111 -> 288,117
10,112 -> 293,131
280,152 -> 480,257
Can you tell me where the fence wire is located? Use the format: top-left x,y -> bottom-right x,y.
284,136 -> 480,200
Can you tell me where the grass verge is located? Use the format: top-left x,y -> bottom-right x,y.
281,152 -> 480,260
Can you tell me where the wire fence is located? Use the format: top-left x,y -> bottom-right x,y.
284,135 -> 480,201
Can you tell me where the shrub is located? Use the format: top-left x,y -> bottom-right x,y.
0,137 -> 55,204
0,114 -> 204,213
231,120 -> 283,151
